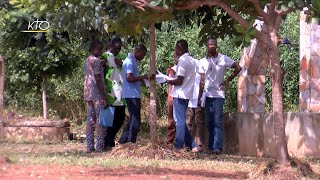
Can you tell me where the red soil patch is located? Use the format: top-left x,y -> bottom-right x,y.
0,164 -> 247,180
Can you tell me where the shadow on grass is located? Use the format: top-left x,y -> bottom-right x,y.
88,166 -> 248,179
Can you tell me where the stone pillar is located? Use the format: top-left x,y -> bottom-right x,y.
299,11 -> 320,112
238,41 -> 267,112
238,20 -> 269,113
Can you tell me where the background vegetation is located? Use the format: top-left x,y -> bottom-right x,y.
2,11 -> 299,125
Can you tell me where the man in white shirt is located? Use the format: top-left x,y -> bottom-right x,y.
101,37 -> 126,149
186,58 -> 207,152
166,39 -> 200,152
199,37 -> 242,154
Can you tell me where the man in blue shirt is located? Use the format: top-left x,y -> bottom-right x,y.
119,44 -> 148,144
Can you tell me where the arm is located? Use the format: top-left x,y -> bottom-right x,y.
220,62 -> 242,90
198,73 -> 205,101
166,76 -> 184,86
95,75 -> 107,98
126,73 -> 148,82
92,59 -> 108,108
115,57 -> 123,67
94,74 -> 108,108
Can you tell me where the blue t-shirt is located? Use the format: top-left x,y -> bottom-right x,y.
122,53 -> 141,98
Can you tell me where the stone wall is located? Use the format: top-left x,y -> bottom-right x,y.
0,120 -> 70,142
224,112 -> 320,158
299,12 -> 320,112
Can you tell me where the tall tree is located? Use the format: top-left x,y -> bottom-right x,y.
1,0 -> 171,142
0,55 -> 4,115
0,7 -> 81,118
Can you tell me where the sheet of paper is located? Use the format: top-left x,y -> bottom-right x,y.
144,79 -> 150,87
156,70 -> 176,82
144,70 -> 177,87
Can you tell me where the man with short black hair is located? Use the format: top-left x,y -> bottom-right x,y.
166,39 -> 200,152
119,44 -> 148,144
199,36 -> 242,154
101,37 -> 126,149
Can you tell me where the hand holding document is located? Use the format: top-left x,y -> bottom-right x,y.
144,70 -> 176,87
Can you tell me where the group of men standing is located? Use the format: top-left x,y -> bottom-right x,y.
84,38 -> 148,153
83,36 -> 242,154
166,37 -> 242,154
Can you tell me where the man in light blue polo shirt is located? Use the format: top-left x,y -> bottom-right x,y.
119,44 -> 148,144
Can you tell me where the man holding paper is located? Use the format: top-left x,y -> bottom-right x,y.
165,39 -> 200,152
119,44 -> 148,144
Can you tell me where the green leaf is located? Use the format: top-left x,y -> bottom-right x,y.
248,18 -> 255,27
234,36 -> 243,42
247,28 -> 256,36
244,34 -> 251,42
294,0 -> 304,8
312,0 -> 320,11
280,4 -> 289,11
234,24 -> 245,33
288,1 -> 295,8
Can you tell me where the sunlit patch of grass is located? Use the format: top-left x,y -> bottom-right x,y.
0,141 -> 258,171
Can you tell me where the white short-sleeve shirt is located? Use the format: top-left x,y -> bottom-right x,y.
171,53 -> 197,100
188,59 -> 201,108
200,54 -> 235,98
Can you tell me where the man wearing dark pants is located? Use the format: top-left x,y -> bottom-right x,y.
199,36 -> 242,154
101,37 -> 126,149
119,98 -> 141,143
166,40 -> 200,152
119,44 -> 148,144
105,106 -> 125,147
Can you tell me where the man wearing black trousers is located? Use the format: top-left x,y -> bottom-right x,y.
101,37 -> 126,149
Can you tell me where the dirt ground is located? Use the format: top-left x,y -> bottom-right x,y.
0,141 -> 252,180
0,163 -> 247,180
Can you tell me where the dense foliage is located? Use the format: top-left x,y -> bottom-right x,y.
2,12 -> 299,122
0,0 -> 300,122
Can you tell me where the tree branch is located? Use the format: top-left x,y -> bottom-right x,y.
247,0 -> 269,21
217,1 -> 248,28
274,13 -> 282,33
122,0 -> 149,11
175,0 -> 219,10
124,0 -> 264,31
269,0 -> 278,14
279,7 -> 297,16
122,0 -> 220,12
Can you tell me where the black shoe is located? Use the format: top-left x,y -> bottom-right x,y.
86,149 -> 95,153
211,149 -> 222,155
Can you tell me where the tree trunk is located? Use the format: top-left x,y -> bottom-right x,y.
269,30 -> 290,164
148,24 -> 159,144
0,55 -> 4,116
42,77 -> 48,119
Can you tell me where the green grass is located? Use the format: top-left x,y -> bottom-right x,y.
1,140 -> 320,180
0,140 -> 258,172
